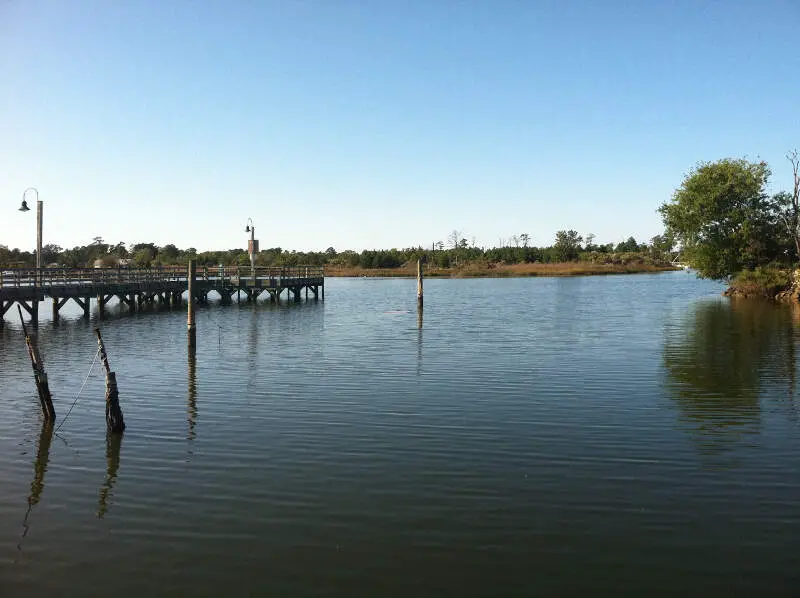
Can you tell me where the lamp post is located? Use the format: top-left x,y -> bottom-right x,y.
19,187 -> 42,286
245,218 -> 258,284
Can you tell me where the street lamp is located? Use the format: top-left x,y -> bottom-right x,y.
19,188 -> 42,284
245,217 -> 258,283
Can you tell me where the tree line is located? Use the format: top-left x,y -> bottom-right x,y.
0,231 -> 674,270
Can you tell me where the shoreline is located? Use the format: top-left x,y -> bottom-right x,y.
325,262 -> 679,278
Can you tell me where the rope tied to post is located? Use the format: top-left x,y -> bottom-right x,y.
55,346 -> 101,432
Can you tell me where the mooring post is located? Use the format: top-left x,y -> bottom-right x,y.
417,258 -> 424,309
188,259 -> 197,352
18,306 -> 56,421
95,328 -> 125,433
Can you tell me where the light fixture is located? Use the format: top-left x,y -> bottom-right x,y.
19,200 -> 30,212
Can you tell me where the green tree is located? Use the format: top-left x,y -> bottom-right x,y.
41,244 -> 62,265
553,230 -> 583,262
649,233 -> 676,261
615,236 -> 640,253
160,244 -> 179,262
134,247 -> 156,266
659,158 -> 783,279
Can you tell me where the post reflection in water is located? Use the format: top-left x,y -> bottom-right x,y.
17,421 -> 54,557
663,298 -> 798,454
416,307 -> 423,376
97,432 -> 123,518
188,351 -> 198,441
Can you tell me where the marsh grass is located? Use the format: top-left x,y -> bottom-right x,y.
326,261 -> 678,278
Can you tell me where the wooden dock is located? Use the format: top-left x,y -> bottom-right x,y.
0,265 -> 324,324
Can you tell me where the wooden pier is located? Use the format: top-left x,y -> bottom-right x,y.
0,265 -> 324,324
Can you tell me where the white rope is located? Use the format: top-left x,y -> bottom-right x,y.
55,347 -> 101,432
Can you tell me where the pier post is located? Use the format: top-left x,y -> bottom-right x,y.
417,258 -> 424,309
95,328 -> 125,433
98,295 -> 109,318
188,259 -> 196,352
18,306 -> 55,421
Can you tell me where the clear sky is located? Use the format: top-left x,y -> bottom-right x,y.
1,0 -> 798,253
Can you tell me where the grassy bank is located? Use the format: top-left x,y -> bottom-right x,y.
326,261 -> 679,278
725,266 -> 794,300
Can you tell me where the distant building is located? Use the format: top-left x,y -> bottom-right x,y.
94,257 -> 134,268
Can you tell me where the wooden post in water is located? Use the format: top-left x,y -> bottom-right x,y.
417,258 -> 424,309
18,306 -> 56,421
187,259 -> 197,352
95,328 -> 125,433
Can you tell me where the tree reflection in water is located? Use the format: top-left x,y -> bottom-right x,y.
664,298 -> 799,455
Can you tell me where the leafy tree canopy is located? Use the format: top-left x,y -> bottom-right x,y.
659,158 -> 787,279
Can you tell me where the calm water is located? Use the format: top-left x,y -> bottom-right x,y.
1,272 -> 799,596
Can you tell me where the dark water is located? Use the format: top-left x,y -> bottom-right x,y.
1,272 -> 799,596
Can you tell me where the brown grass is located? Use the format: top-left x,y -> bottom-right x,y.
325,262 -> 678,278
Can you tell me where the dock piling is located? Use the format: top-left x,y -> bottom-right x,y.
417,258 -> 424,309
18,306 -> 55,421
188,259 -> 197,352
95,328 -> 125,433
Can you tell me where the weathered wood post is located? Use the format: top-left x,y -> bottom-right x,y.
95,328 -> 125,433
417,258 -> 424,309
188,259 -> 197,352
18,306 -> 56,421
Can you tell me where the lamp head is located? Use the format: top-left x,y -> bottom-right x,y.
245,225 -> 251,233
19,200 -> 30,212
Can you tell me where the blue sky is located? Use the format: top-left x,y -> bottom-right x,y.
1,0 -> 798,252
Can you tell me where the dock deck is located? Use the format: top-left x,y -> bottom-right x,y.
0,265 -> 324,324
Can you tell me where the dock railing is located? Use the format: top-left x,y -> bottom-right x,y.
0,266 -> 324,290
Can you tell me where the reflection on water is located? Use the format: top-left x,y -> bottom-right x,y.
188,351 -> 197,441
416,307 -> 423,375
17,421 -> 54,557
664,299 -> 798,453
97,432 -> 123,519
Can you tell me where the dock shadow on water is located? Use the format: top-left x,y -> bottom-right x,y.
97,432 -> 123,519
16,420 -> 54,559
663,298 -> 799,454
